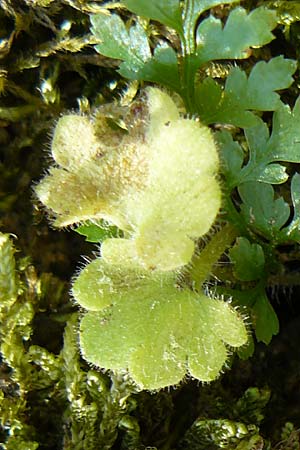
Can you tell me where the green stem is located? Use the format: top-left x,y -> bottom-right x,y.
180,0 -> 196,113
190,223 -> 238,291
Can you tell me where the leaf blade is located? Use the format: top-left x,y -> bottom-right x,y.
123,0 -> 183,34
196,7 -> 277,65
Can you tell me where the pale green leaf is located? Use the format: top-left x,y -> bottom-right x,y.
77,260 -> 247,389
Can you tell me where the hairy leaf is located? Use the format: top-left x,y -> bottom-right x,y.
36,88 -> 221,270
77,265 -> 248,389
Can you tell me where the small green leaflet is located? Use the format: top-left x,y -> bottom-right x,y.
242,98 -> 300,184
195,56 -> 296,127
196,7 -> 277,66
123,0 -> 183,35
76,221 -> 120,243
90,13 -> 181,92
218,96 -> 300,189
123,0 -> 240,45
229,237 -> 265,281
252,289 -> 279,345
90,14 -> 150,72
238,182 -> 290,241
226,57 -> 296,111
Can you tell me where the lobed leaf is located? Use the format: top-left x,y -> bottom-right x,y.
225,56 -> 297,111
196,7 -> 277,66
219,97 -> 300,189
36,88 -> 221,270
79,280 -> 248,389
229,238 -> 265,281
240,99 -> 300,184
267,97 -> 300,163
90,13 -> 181,92
90,13 -> 151,74
195,57 -> 296,127
238,182 -> 290,240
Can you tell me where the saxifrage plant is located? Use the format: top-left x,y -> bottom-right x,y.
35,0 -> 300,390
